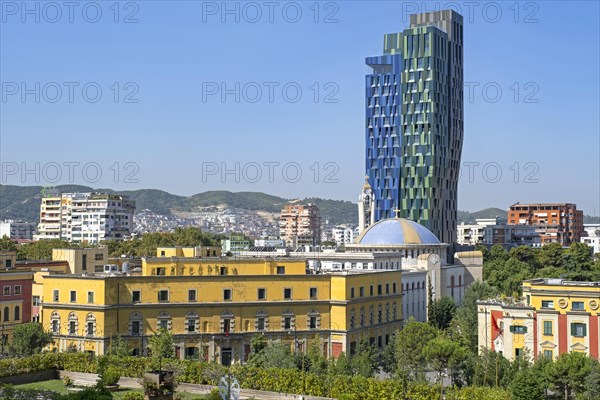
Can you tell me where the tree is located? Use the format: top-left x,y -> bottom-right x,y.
547,351 -> 592,400
7,322 -> 54,356
428,297 -> 456,330
536,242 -> 564,269
330,352 -> 353,376
380,335 -> 397,374
510,366 -> 545,400
246,341 -> 296,369
451,281 -> 498,354
106,335 -> 132,357
147,328 -> 174,372
395,318 -> 438,380
0,235 -> 17,252
350,338 -> 378,377
469,348 -> 511,388
422,334 -> 467,388
582,358 -> 600,400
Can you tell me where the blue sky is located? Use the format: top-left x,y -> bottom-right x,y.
1,1 -> 599,214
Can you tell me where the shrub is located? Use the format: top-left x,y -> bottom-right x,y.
122,393 -> 144,400
100,366 -> 121,386
63,375 -> 74,387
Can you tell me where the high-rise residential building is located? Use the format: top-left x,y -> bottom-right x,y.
365,10 -> 464,245
34,193 -> 135,243
279,204 -> 321,247
508,203 -> 584,246
0,219 -> 37,240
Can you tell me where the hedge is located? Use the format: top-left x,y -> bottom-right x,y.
0,354 -> 510,400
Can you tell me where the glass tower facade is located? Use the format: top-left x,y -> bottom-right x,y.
365,10 -> 463,245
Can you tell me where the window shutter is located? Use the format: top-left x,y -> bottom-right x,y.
254,318 -> 258,331
583,324 -> 587,337
570,323 -> 575,336
509,326 -> 514,333
316,315 -> 321,329
265,317 -> 269,330
230,318 -> 235,332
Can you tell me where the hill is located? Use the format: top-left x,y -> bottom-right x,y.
457,207 -> 507,224
0,185 -> 358,226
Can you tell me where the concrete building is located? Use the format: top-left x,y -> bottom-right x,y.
0,268 -> 33,349
221,234 -> 251,253
332,227 -> 357,246
478,279 -> 600,361
35,193 -> 135,243
279,204 -> 321,247
52,247 -> 109,274
40,256 -> 403,362
365,10 -> 464,246
457,218 -> 503,245
482,224 -> 541,247
581,224 -> 600,254
508,203 -> 584,246
0,219 -> 37,240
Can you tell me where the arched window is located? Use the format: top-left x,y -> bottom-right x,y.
68,312 -> 78,335
51,311 -> 60,334
221,310 -> 234,334
360,307 -> 365,327
255,310 -> 269,332
411,282 -> 415,291
85,313 -> 96,336
385,303 -> 390,322
2,307 -> 8,322
350,309 -> 356,329
378,304 -> 382,323
369,306 -> 374,325
451,275 -> 455,297
157,311 -> 171,331
129,312 -> 143,336
307,309 -> 320,330
14,306 -> 20,321
185,311 -> 199,334
392,302 -> 397,320
458,275 -> 462,287
281,309 -> 295,331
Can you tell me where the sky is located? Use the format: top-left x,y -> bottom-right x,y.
1,0 -> 599,214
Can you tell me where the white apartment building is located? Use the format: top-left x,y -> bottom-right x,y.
581,224 -> 600,254
0,219 -> 37,240
34,193 -> 135,243
331,227 -> 358,246
457,218 -> 503,245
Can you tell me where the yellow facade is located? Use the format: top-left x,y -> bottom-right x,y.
156,246 -> 221,258
479,279 -> 600,361
41,257 -> 402,363
52,247 -> 109,274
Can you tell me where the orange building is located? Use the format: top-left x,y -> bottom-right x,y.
279,204 -> 321,247
508,203 -> 584,246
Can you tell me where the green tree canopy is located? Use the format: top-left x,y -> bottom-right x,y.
428,296 -> 456,330
7,322 -> 54,356
394,318 -> 438,380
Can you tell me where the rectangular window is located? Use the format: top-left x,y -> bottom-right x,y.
223,289 -> 232,301
257,288 -> 266,300
543,350 -> 553,359
541,300 -> 554,308
187,319 -> 195,333
52,320 -> 59,333
284,317 -> 292,330
572,301 -> 585,311
257,317 -> 266,331
70,291 -> 77,303
309,316 -> 317,329
3,286 -> 10,296
13,285 -> 21,295
386,283 -> 389,294
515,348 -> 523,358
69,321 -> 76,335
377,284 -> 382,295
158,290 -> 169,302
543,321 -> 553,335
82,254 -> 87,271
277,266 -> 285,274
87,322 -> 94,336
132,290 -> 141,303
393,283 -> 397,293
156,267 -> 166,276
309,287 -> 318,299
87,291 -> 94,304
222,319 -> 231,333
53,290 -> 59,302
33,296 -> 40,306
284,288 -> 292,300
159,320 -> 168,329
220,267 -> 227,275
359,287 -> 365,297
94,253 -> 103,261
509,325 -> 527,334
571,323 -> 587,337
131,321 -> 140,335
370,285 -> 374,296
188,289 -> 197,302
350,287 -> 355,298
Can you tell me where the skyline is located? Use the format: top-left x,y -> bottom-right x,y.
1,1 -> 599,215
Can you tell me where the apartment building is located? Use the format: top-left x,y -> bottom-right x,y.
279,204 -> 321,247
508,203 -> 584,246
0,219 -> 37,240
456,218 -> 503,245
0,268 -> 33,349
41,255 -> 402,363
478,279 -> 600,361
35,193 -> 135,243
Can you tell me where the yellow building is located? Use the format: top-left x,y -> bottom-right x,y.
0,251 -> 17,269
478,278 -> 600,361
156,246 -> 221,258
52,247 -> 108,274
41,256 -> 402,364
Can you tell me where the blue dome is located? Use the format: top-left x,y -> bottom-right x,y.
356,218 -> 440,245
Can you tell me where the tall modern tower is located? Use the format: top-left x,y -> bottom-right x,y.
365,10 -> 463,245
